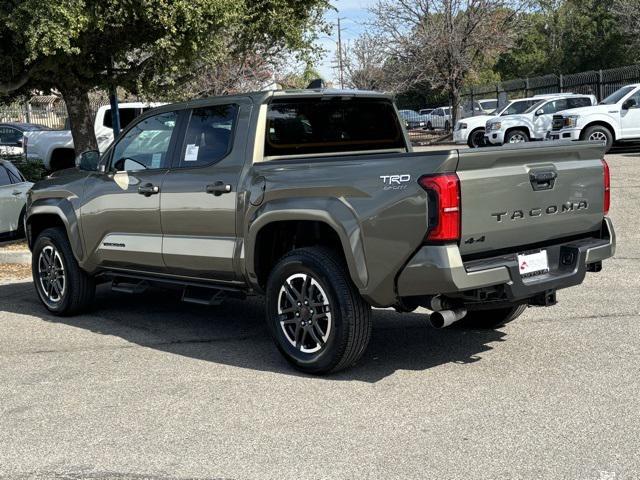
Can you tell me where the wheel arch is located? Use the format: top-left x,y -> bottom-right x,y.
504,125 -> 531,140
245,201 -> 368,293
581,121 -> 617,142
26,199 -> 84,261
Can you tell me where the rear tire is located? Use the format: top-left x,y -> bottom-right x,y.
32,227 -> 95,315
581,125 -> 613,151
265,247 -> 372,374
426,121 -> 433,131
505,129 -> 529,144
454,304 -> 527,329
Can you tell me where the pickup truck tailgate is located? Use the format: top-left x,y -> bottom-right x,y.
457,142 -> 606,256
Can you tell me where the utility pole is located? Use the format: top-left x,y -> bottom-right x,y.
337,18 -> 344,89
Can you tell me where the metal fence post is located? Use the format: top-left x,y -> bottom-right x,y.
470,87 -> 475,117
525,77 -> 530,97
559,74 -> 564,93
598,69 -> 604,102
24,102 -> 32,123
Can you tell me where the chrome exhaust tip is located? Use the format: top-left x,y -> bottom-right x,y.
429,308 -> 468,329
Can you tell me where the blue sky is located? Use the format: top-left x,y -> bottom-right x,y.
317,0 -> 377,84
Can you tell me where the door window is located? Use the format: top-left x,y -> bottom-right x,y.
0,127 -> 21,146
4,162 -> 24,183
625,91 -> 640,109
541,99 -> 565,114
0,166 -> 11,186
567,97 -> 592,109
178,105 -> 238,168
111,111 -> 178,172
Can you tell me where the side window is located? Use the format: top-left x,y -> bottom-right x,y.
0,166 -> 11,186
103,108 -> 141,130
111,111 -> 178,172
567,97 -> 591,109
0,127 -> 21,146
4,162 -> 24,183
627,91 -> 640,108
541,99 -> 567,114
178,105 -> 237,168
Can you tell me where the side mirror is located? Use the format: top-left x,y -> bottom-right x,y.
535,108 -> 544,116
78,150 -> 100,171
622,98 -> 637,110
15,139 -> 23,147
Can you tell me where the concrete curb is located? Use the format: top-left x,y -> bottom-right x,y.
0,250 -> 31,265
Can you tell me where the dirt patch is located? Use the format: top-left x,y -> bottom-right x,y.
0,263 -> 32,281
0,240 -> 29,251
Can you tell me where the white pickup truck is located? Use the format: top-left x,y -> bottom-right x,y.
24,102 -> 163,171
485,93 -> 596,145
548,84 -> 640,151
454,96 -> 542,148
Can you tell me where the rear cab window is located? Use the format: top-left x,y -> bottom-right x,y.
264,97 -> 406,159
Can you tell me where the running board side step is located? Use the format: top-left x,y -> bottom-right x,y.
103,270 -> 247,306
181,287 -> 226,306
112,279 -> 150,294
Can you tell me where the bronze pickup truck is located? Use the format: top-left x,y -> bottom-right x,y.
25,89 -> 615,373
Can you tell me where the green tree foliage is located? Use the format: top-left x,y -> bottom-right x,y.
0,0 -> 328,153
495,0 -> 636,79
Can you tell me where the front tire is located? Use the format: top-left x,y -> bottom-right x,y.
467,128 -> 486,148
455,304 -> 527,329
505,129 -> 529,144
265,247 -> 372,374
32,227 -> 95,315
581,125 -> 613,151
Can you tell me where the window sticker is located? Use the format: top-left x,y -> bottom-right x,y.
185,144 -> 199,162
151,153 -> 162,168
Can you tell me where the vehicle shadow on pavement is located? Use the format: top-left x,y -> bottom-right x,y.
0,281 -> 506,383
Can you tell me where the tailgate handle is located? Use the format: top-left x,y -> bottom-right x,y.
529,170 -> 557,191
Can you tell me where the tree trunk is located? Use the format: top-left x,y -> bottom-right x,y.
61,86 -> 98,155
450,85 -> 460,129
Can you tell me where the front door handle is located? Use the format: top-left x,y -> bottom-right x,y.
138,183 -> 160,197
206,182 -> 232,196
12,190 -> 21,196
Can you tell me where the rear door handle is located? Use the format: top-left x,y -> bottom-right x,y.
138,183 -> 160,196
12,190 -> 21,196
206,182 -> 232,196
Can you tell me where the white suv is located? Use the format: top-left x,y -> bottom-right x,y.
454,97 -> 541,148
548,84 -> 640,151
485,94 -> 596,146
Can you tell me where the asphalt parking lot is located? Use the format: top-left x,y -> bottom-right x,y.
1,149 -> 639,480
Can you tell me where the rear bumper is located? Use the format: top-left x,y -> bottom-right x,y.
396,217 -> 615,302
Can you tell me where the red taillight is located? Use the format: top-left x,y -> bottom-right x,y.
602,159 -> 610,215
419,173 -> 461,241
